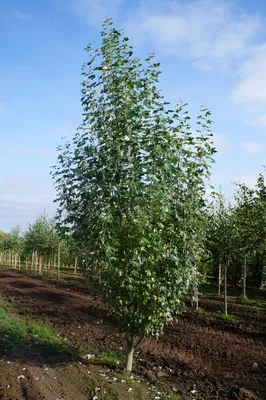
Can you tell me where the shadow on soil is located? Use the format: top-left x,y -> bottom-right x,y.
0,331 -> 76,368
6,281 -> 39,289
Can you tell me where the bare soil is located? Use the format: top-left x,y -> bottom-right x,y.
0,270 -> 266,400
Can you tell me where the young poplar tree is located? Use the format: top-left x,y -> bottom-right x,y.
24,215 -> 59,272
2,226 -> 24,267
207,192 -> 235,313
252,173 -> 266,287
52,20 -> 216,372
233,182 -> 255,297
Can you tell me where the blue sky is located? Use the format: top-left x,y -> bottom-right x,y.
1,0 -> 266,231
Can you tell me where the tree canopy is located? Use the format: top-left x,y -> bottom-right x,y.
52,19 -> 216,372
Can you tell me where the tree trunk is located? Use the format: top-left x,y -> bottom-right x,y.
57,243 -> 61,280
35,251 -> 38,273
193,282 -> 199,311
224,259 -> 228,315
125,341 -> 134,373
52,252 -> 56,278
74,256 -> 78,274
218,258 -> 222,295
243,254 -> 247,298
48,256 -> 51,276
39,256 -> 42,275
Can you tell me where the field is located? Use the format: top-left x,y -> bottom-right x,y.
0,270 -> 266,400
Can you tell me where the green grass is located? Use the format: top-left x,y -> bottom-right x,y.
95,350 -> 122,369
27,322 -> 61,347
219,313 -> 236,321
0,306 -> 26,343
200,282 -> 266,303
197,307 -> 205,314
0,303 -> 63,349
159,395 -> 182,400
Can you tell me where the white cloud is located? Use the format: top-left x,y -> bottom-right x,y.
14,11 -> 31,19
126,0 -> 262,70
236,175 -> 258,189
59,0 -> 124,25
0,175 -> 56,232
252,114 -> 266,127
231,44 -> 266,126
242,141 -> 266,155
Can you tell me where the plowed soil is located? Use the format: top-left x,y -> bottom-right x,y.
0,270 -> 266,400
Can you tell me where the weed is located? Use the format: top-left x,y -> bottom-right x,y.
0,301 -> 65,350
197,307 -> 205,314
0,306 -> 26,343
219,313 -> 236,321
27,322 -> 61,347
16,305 -> 26,314
95,350 -> 122,369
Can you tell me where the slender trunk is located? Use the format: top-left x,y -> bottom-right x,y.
218,257 -> 222,295
74,256 -> 78,275
243,254 -> 247,298
39,256 -> 42,275
57,243 -> 61,280
35,251 -> 38,273
52,252 -> 56,278
125,341 -> 134,373
48,256 -> 51,276
224,259 -> 228,315
193,282 -> 199,311
18,256 -> 21,270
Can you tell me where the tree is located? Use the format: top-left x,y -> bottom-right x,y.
24,214 -> 59,273
0,226 -> 23,268
52,19 -> 216,372
232,173 -> 266,288
0,230 -> 5,252
206,192 -> 235,313
233,182 -> 256,297
3,226 -> 23,253
252,173 -> 266,286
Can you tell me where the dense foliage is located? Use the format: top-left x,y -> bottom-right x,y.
52,19 -> 216,371
206,173 -> 266,289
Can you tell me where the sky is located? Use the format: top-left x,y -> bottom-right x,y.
1,0 -> 266,231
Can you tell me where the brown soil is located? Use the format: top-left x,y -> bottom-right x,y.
0,270 -> 266,400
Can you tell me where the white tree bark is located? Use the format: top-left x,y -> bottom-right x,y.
243,254 -> 247,298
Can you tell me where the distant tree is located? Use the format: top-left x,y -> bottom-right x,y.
207,192 -> 235,313
0,230 -> 5,251
24,215 -> 59,260
233,182 -> 256,297
52,20 -> 216,372
252,173 -> 266,286
3,226 -> 23,254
